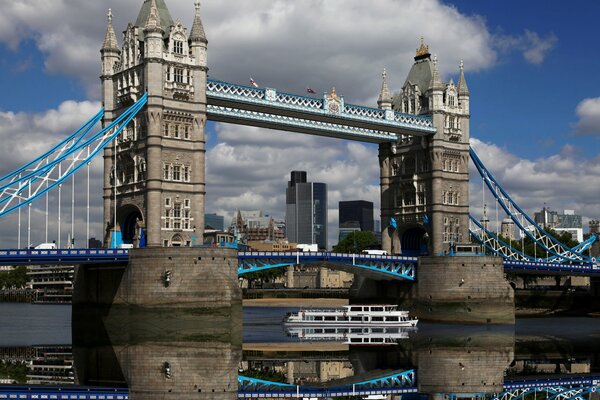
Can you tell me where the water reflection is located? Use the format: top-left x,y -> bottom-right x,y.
2,304 -> 600,399
286,325 -> 416,345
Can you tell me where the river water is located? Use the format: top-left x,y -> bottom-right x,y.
1,303 -> 600,399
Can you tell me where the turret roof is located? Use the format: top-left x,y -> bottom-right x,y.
136,0 -> 174,33
457,60 -> 470,96
190,0 -> 207,43
102,9 -> 119,50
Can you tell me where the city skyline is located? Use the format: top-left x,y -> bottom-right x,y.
0,0 -> 599,248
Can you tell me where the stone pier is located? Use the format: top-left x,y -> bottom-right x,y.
73,247 -> 241,311
351,255 -> 515,324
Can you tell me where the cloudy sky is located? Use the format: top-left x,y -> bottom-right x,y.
0,0 -> 599,249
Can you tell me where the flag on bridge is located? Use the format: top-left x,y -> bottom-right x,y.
306,87 -> 316,94
250,77 -> 259,88
390,217 -> 398,230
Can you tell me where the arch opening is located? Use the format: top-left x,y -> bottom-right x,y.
400,227 -> 429,256
117,205 -> 144,247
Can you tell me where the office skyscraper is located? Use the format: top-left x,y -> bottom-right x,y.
339,200 -> 374,232
286,171 -> 327,249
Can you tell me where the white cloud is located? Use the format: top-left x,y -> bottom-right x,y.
0,0 -> 500,101
574,97 -> 600,136
494,29 -> 557,65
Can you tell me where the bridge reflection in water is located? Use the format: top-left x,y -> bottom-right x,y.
2,312 -> 600,399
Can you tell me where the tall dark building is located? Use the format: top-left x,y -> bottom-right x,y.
286,171 -> 327,250
339,200 -> 374,232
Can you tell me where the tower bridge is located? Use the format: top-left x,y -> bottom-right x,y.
0,0 -> 597,323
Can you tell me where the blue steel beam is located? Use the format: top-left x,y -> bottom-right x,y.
470,147 -> 591,263
238,369 -> 417,398
238,251 -> 417,280
0,386 -> 128,400
206,79 -> 436,143
0,94 -> 147,218
470,215 -> 597,264
0,248 -> 129,265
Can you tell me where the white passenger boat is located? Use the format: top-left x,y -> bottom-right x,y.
283,305 -> 418,327
286,326 -> 415,345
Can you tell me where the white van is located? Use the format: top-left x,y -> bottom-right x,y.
361,249 -> 388,256
118,243 -> 134,249
34,243 -> 57,250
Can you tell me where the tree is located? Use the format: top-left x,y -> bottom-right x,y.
333,231 -> 379,253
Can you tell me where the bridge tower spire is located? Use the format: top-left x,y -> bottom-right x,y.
101,0 -> 207,248
379,39 -> 471,255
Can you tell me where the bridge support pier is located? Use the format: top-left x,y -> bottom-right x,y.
73,247 -> 241,311
413,256 -> 514,324
350,256 -> 514,324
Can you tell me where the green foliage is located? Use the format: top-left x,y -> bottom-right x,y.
0,266 -> 28,289
333,231 -> 379,253
0,361 -> 28,384
242,267 -> 286,286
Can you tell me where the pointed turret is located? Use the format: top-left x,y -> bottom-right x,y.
189,0 -> 208,67
102,8 -> 119,51
457,60 -> 470,97
144,0 -> 164,60
144,0 -> 163,32
190,0 -> 207,44
101,9 -> 121,78
136,0 -> 174,33
377,68 -> 392,110
429,55 -> 444,91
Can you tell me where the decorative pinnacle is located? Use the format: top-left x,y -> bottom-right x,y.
415,36 -> 430,58
460,59 -> 464,71
107,8 -> 113,23
194,0 -> 200,12
433,54 -> 438,65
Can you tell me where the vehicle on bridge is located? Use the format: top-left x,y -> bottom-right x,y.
284,305 -> 418,327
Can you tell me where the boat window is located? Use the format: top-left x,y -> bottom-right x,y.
314,316 -> 323,321
324,316 -> 336,321
372,316 -> 384,321
350,338 -> 362,343
350,307 -> 362,312
372,338 -> 384,342
372,307 -> 384,312
387,316 -> 399,321
324,328 -> 336,333
351,328 -> 362,333
350,317 -> 362,322
372,328 -> 384,333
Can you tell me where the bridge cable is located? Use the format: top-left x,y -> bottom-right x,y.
86,145 -> 90,247
470,146 -> 590,262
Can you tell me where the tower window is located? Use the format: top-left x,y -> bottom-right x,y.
173,40 -> 184,55
172,165 -> 181,181
174,68 -> 184,83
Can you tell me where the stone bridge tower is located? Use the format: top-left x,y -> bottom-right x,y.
101,0 -> 207,248
379,40 -> 470,256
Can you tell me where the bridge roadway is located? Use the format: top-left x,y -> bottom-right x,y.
2,374 -> 600,399
0,248 -> 599,279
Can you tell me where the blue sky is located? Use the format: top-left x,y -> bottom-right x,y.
0,0 -> 598,248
